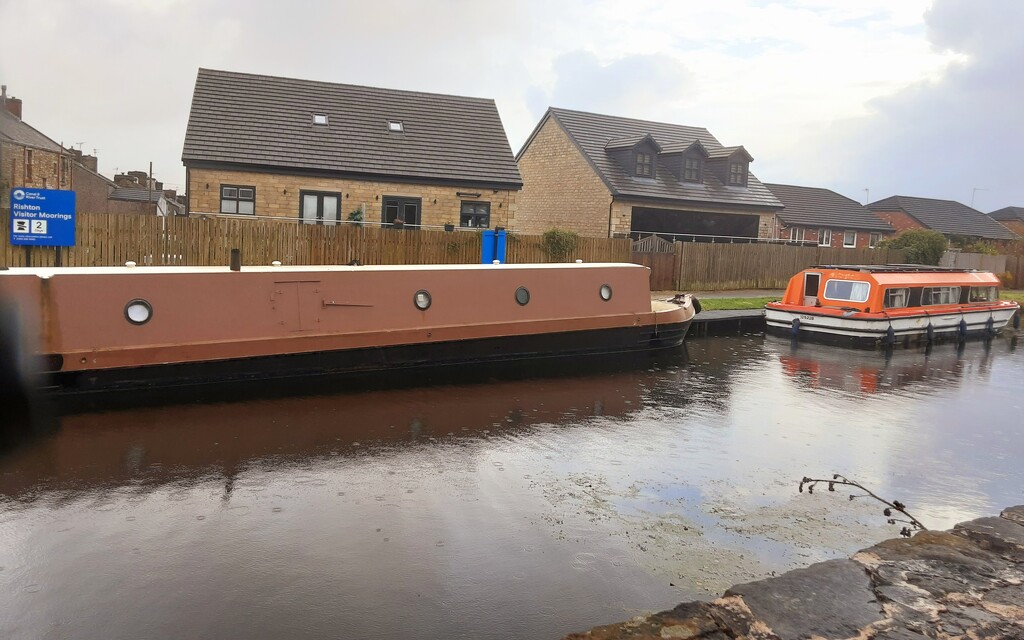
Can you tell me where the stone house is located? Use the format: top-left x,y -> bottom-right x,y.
988,207 -> 1024,238
1,86 -> 73,206
867,196 -> 1018,242
513,108 -> 782,239
765,183 -> 894,249
181,69 -> 522,229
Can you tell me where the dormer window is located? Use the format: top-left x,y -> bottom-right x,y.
728,162 -> 747,186
635,152 -> 653,177
388,120 -> 404,133
313,113 -> 329,126
683,156 -> 702,182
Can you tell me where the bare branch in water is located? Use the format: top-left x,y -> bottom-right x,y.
799,474 -> 927,536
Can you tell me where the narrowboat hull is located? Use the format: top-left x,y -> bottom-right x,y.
765,305 -> 1019,348
0,262 -> 696,404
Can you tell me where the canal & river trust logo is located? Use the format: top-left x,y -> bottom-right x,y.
12,188 -> 25,201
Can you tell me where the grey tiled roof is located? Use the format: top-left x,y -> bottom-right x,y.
765,183 -> 893,231
182,68 -> 522,188
989,206 -> 1024,222
543,108 -> 781,209
868,195 -> 1018,240
110,188 -> 162,202
0,109 -> 63,152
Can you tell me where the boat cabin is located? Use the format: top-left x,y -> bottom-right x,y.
778,265 -> 1004,314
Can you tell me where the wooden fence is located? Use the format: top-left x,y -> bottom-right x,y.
666,243 -> 907,291
0,211 -> 631,268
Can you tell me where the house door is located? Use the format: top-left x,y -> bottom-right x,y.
803,272 -> 821,306
382,196 -> 421,228
300,191 -> 340,225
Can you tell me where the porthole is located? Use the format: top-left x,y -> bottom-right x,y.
599,284 -> 613,301
515,286 -> 530,306
124,299 -> 153,325
413,289 -> 432,310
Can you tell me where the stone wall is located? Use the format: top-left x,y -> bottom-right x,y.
565,505 -> 1024,639
514,116 -> 614,237
187,167 -> 517,230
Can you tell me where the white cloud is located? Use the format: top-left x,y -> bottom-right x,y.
2,0 -> 1013,208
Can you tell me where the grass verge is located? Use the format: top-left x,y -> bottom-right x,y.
1002,290 -> 1024,305
697,296 -> 777,311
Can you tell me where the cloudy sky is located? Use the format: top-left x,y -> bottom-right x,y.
1,0 -> 1020,211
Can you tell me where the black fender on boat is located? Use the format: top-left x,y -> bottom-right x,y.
691,296 -> 702,315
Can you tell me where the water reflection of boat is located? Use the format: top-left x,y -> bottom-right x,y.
0,370 -> 649,499
766,335 -> 996,395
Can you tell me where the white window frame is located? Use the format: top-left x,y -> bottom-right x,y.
843,231 -> 857,248
789,227 -> 805,242
922,286 -> 961,306
823,279 -> 871,303
818,228 -> 832,246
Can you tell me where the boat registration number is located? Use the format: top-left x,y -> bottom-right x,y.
800,315 -> 815,321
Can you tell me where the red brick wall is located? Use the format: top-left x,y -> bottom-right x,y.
872,210 -> 923,234
782,225 -> 893,249
72,163 -> 115,213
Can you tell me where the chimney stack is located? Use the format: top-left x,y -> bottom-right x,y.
1,85 -> 23,119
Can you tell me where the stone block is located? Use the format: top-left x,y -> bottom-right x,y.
724,558 -> 883,639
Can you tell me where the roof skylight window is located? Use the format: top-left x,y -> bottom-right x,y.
313,113 -> 329,125
388,120 -> 404,133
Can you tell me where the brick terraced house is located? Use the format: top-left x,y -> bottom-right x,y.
1,86 -> 73,206
765,183 -> 894,249
182,69 -> 522,229
514,108 -> 782,239
867,195 -> 1018,241
988,206 -> 1024,238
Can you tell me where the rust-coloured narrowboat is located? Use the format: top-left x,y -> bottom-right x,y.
0,262 -> 696,400
765,264 -> 1020,348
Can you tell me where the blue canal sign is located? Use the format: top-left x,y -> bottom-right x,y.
9,187 -> 76,247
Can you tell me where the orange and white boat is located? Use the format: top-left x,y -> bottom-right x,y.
765,264 -> 1020,348
0,262 -> 697,401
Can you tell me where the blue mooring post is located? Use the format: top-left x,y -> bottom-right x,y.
481,230 -> 495,264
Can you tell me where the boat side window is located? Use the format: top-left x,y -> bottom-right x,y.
883,288 -> 909,309
921,286 -> 961,305
822,279 -> 870,303
969,286 -> 997,302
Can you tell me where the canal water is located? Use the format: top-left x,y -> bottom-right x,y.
1,335 -> 1022,639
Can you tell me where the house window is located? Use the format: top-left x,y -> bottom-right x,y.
25,149 -> 33,181
635,152 -> 653,177
300,190 -> 341,225
869,232 -> 882,248
728,162 -> 746,185
381,196 -> 421,227
683,156 -> 702,182
220,185 -> 256,214
789,227 -> 805,242
818,228 -> 832,246
313,113 -> 329,125
388,121 -> 404,133
460,201 -> 490,228
922,286 -> 961,305
843,231 -> 857,248
823,279 -> 870,303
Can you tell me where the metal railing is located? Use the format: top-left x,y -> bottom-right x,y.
187,211 -> 486,232
630,230 -> 818,246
